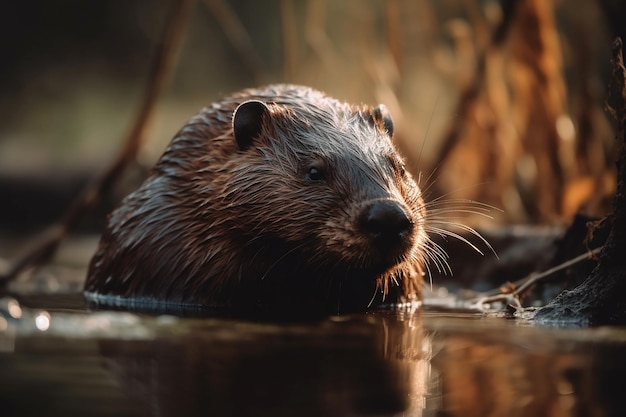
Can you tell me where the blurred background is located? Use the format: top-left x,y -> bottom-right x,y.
1,0 -> 624,244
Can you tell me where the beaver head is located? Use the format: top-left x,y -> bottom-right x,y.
85,85 -> 428,313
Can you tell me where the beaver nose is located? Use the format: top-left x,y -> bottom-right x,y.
360,200 -> 413,238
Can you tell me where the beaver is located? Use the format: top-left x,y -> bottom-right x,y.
84,84 -> 430,314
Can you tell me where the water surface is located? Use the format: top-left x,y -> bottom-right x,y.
1,292 -> 625,417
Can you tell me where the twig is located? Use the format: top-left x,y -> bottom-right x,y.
470,246 -> 604,312
432,0 -> 520,168
0,0 -> 195,285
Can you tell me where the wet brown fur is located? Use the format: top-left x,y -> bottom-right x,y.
84,85 -> 428,313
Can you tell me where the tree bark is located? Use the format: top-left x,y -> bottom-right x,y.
534,38 -> 626,326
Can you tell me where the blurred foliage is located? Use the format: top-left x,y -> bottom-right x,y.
0,0 -> 623,225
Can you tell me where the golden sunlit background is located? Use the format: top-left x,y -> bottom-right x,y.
1,0 -> 624,239
2,4 -> 626,415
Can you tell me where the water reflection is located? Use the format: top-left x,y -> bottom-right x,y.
425,316 -> 626,417
0,300 -> 626,417
96,315 -> 427,417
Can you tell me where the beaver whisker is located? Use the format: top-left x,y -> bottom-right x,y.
367,286 -> 379,308
423,196 -> 495,211
421,248 -> 448,278
427,254 -> 452,283
425,201 -> 493,213
414,167 -> 441,199
390,274 -> 400,287
420,197 -> 498,261
420,239 -> 452,275
409,249 -> 426,268
425,225 -> 482,253
427,210 -> 493,223
421,256 -> 436,290
424,223 -> 495,259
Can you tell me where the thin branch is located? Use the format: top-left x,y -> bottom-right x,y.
470,246 -> 603,312
432,0 -> 520,168
0,0 -> 195,285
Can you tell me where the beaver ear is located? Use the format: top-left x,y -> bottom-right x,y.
233,100 -> 270,150
372,104 -> 394,138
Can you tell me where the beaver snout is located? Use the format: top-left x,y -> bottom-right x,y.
359,200 -> 414,240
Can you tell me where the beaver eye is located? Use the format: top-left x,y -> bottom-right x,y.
306,166 -> 325,183
400,164 -> 406,177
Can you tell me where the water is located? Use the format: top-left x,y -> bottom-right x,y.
2,291 -> 626,417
